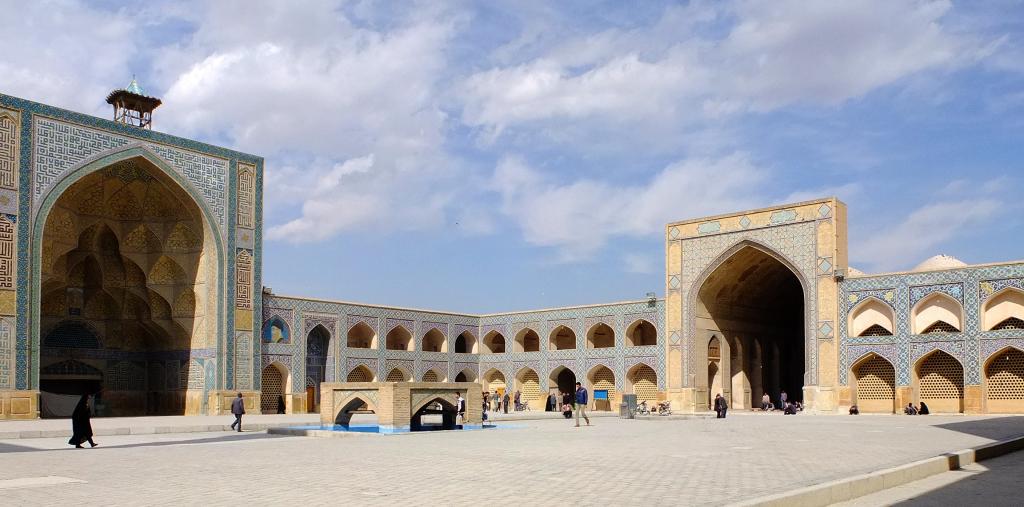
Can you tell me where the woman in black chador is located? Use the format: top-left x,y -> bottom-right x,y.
68,394 -> 98,449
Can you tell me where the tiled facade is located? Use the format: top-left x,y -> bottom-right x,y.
0,92 -> 1021,418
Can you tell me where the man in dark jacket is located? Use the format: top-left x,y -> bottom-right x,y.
229,392 -> 245,432
574,382 -> 591,427
714,393 -> 728,418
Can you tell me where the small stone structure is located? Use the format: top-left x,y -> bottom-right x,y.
319,382 -> 483,433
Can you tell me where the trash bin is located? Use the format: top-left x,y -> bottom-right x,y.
621,394 -> 637,419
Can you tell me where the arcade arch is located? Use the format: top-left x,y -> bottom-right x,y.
549,325 -> 576,350
422,328 -> 446,352
549,366 -> 577,396
454,331 -> 477,354
983,288 -> 1024,331
914,350 -> 964,413
984,347 -> 1024,413
697,244 -> 805,409
347,322 -> 376,349
262,317 -> 290,343
37,155 -> 219,417
482,331 -> 506,354
260,362 -> 290,414
385,367 -> 412,382
454,368 -> 477,383
587,365 -> 616,411
626,363 -> 658,403
422,369 -> 444,382
385,326 -> 413,351
850,353 -> 896,413
912,293 -> 962,334
586,323 -> 614,349
514,328 -> 540,352
484,369 -> 507,395
625,319 -> 657,347
514,368 -> 542,408
850,298 -> 895,337
346,364 -> 375,382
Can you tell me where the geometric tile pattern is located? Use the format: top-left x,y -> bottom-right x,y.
260,294 -> 665,394
840,263 -> 1024,387
32,117 -> 228,227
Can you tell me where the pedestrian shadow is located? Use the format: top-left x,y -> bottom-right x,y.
0,432 -> 293,454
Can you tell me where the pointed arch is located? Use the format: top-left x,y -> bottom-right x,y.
260,362 -> 290,414
31,146 -> 226,392
384,366 -> 412,382
421,368 -> 445,383
548,365 -> 577,395
482,330 -> 506,354
586,322 -> 615,349
625,319 -> 657,347
984,346 -> 1024,413
983,287 -> 1024,331
514,367 -> 542,408
914,350 -> 964,413
912,292 -> 963,334
849,297 -> 896,337
586,364 -> 617,411
385,325 -> 413,351
454,330 -> 477,354
454,367 -> 477,383
626,363 -> 659,403
333,393 -> 378,426
514,327 -> 541,352
347,321 -> 376,349
346,364 -> 375,382
850,353 -> 895,413
421,327 -> 447,352
549,325 -> 577,350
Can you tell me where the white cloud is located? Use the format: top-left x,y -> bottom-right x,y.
854,199 -> 1001,271
461,0 -> 978,142
492,153 -> 765,260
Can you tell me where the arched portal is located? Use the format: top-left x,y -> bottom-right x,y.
484,369 -> 506,397
37,155 -> 219,417
851,354 -> 895,413
550,366 -> 576,396
305,325 -> 330,412
260,363 -> 289,414
514,368 -> 542,409
914,350 -> 964,413
697,245 -> 805,406
587,323 -> 615,349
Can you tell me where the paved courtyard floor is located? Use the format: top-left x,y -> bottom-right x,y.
1,412 -> 1022,506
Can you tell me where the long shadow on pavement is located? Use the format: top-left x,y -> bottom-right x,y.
932,416 -> 1024,441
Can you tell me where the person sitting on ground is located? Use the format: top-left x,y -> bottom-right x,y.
918,401 -> 930,415
904,403 -> 918,415
761,393 -> 771,411
849,404 -> 859,415
783,402 -> 797,415
794,401 -> 803,412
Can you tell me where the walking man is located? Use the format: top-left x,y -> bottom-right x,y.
574,382 -> 591,427
455,393 -> 466,423
229,392 -> 245,432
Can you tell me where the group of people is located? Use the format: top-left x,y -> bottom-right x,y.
482,390 -> 513,413
904,402 -> 930,415
713,390 -> 804,419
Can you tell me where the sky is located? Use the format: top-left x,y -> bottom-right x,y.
3,0 -> 1023,313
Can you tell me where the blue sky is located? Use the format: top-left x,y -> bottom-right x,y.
3,0 -> 1023,312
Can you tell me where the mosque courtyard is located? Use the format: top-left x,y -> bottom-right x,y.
1,413 -> 1022,505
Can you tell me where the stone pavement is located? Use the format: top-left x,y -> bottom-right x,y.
1,413 -> 1022,506
0,414 -> 321,439
834,445 -> 1024,506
